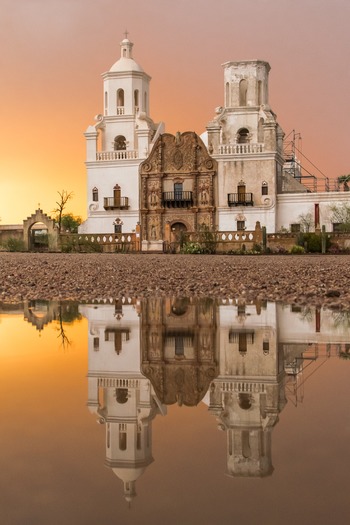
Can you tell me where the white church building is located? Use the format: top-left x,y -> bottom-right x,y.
79,37 -> 349,247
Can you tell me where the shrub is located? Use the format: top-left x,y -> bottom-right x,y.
297,232 -> 330,253
60,236 -> 102,253
328,243 -> 341,254
3,237 -> 25,252
290,245 -> 305,254
269,244 -> 289,254
181,241 -> 204,254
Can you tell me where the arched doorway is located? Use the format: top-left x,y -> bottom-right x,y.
29,222 -> 49,251
170,222 -> 187,242
169,221 -> 187,252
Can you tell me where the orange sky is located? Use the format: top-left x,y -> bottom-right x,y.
1,0 -> 349,225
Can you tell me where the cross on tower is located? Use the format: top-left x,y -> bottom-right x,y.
124,29 -> 129,39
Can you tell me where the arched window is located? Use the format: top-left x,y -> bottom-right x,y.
238,393 -> 252,410
237,128 -> 250,144
116,89 -> 124,107
262,181 -> 268,195
114,217 -> 122,233
116,388 -> 128,404
119,424 -> 127,451
107,424 -> 110,449
225,82 -> 230,107
239,79 -> 248,106
144,91 -> 147,112
104,92 -> 108,115
137,426 -> 142,450
92,187 -> 98,202
242,430 -> 252,459
257,80 -> 263,105
258,118 -> 264,143
114,135 -> 126,150
134,89 -> 139,110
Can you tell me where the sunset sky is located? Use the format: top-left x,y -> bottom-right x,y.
1,0 -> 349,225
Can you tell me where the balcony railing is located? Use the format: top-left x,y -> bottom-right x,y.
218,143 -> 264,155
162,191 -> 193,208
96,150 -> 139,161
103,197 -> 129,210
228,193 -> 254,206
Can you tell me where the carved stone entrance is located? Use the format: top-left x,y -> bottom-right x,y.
140,131 -> 217,252
23,209 -> 59,251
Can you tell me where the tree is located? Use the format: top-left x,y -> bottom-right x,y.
60,213 -> 82,233
298,212 -> 314,232
337,174 -> 350,191
53,190 -> 73,233
329,202 -> 350,232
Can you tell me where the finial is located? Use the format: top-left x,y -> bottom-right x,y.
124,29 -> 129,39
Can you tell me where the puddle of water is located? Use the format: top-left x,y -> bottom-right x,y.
1,298 -> 349,525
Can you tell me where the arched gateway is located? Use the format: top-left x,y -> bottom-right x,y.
23,209 -> 59,251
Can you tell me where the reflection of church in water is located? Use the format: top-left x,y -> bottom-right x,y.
80,297 -> 350,501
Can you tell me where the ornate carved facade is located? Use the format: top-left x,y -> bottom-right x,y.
141,297 -> 218,406
140,132 -> 217,248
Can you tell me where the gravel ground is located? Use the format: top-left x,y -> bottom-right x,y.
0,252 -> 349,308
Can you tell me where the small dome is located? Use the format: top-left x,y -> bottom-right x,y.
112,466 -> 146,482
109,57 -> 144,73
109,37 -> 144,73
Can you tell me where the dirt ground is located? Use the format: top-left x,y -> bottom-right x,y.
1,252 -> 349,308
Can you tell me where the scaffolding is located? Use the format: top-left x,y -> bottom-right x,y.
283,130 -> 334,193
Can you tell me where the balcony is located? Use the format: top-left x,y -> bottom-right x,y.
228,193 -> 254,207
162,191 -> 193,208
218,143 -> 264,155
103,197 -> 129,210
96,150 -> 138,161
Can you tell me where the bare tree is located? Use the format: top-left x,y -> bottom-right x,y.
53,190 -> 73,233
298,212 -> 314,232
329,202 -> 350,232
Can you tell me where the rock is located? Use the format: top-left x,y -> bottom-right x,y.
0,253 -> 350,310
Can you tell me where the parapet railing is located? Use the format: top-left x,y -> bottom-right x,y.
59,232 -> 140,252
96,150 -> 139,161
218,143 -> 265,155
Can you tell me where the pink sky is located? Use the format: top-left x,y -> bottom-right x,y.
1,0 -> 349,224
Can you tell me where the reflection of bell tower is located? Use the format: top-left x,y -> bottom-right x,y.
209,300 -> 286,477
81,299 -> 166,503
98,379 -> 161,504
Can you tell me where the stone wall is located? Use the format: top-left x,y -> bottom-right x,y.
0,225 -> 23,246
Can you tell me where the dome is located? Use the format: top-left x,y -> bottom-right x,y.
109,37 -> 144,73
109,57 -> 144,73
112,466 -> 146,482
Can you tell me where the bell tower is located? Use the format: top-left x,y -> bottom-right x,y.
224,60 -> 270,109
101,36 -> 152,151
206,59 -> 285,234
80,36 -> 164,235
